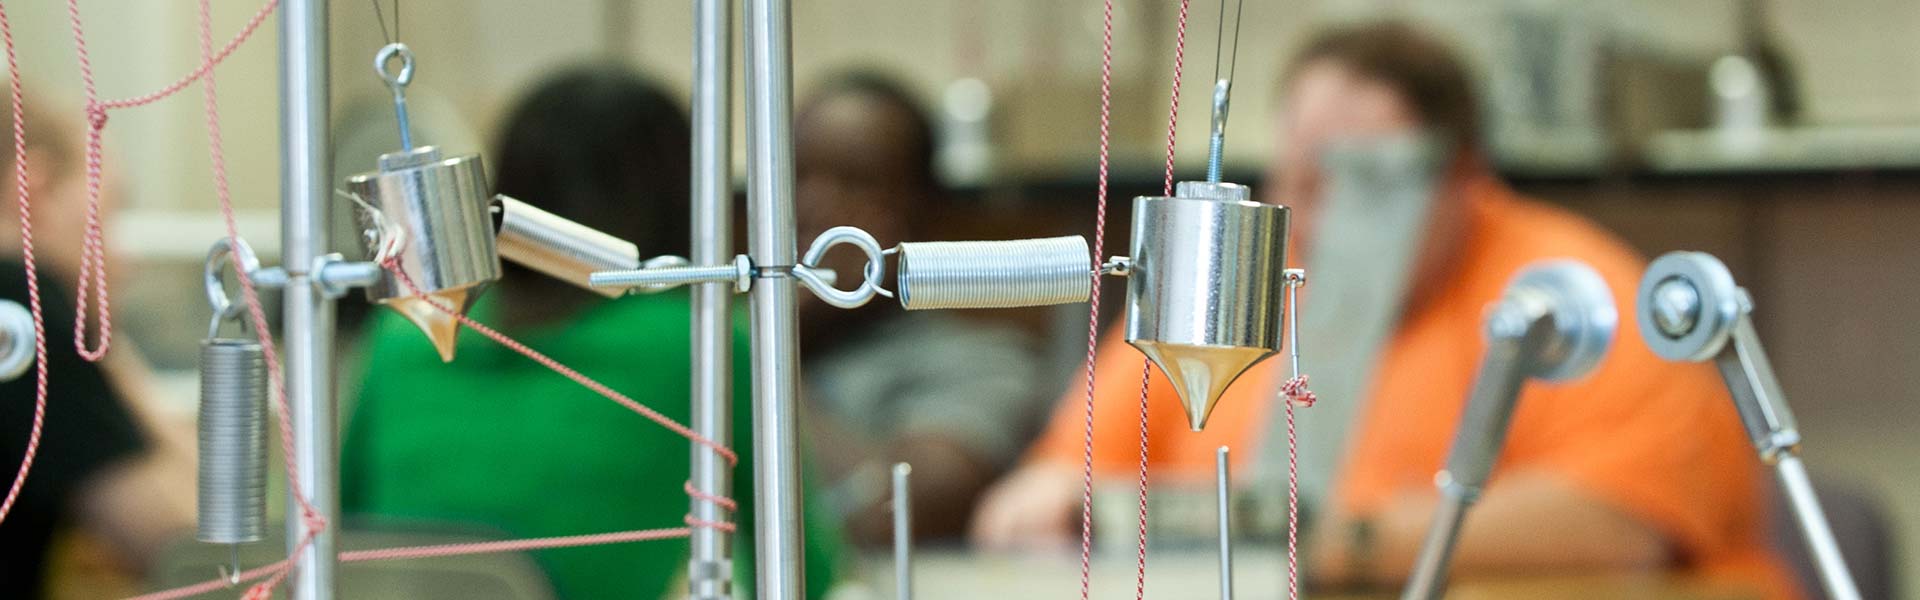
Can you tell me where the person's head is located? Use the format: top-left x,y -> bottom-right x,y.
1268,21 -> 1486,252
0,91 -> 123,279
794,70 -> 940,246
491,64 -> 690,316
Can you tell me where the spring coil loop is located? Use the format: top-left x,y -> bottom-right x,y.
197,338 -> 268,545
896,236 -> 1092,310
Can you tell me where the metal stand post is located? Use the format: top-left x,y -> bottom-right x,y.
1639,252 -> 1861,600
893,463 -> 913,600
1402,262 -> 1615,600
687,0 -> 735,595
744,0 -> 806,596
279,0 -> 336,598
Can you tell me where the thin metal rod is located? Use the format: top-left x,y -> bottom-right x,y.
893,463 -> 913,600
1215,446 -> 1233,600
1775,455 -> 1863,600
1403,321 -> 1540,600
1402,492 -> 1468,600
280,0 -> 335,598
744,0 -> 806,595
687,0 -> 735,594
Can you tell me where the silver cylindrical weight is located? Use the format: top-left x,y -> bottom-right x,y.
896,236 -> 1091,310
1126,181 -> 1289,431
346,146 -> 502,305
197,338 -> 269,545
492,195 -> 641,298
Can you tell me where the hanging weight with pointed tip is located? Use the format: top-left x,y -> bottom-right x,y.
345,146 -> 501,362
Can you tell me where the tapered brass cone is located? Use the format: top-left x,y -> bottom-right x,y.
1129,340 -> 1274,431
381,286 -> 478,362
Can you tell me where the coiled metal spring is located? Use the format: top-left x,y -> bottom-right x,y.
896,236 -> 1092,310
197,338 -> 268,545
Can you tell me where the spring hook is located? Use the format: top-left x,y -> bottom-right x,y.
199,238 -> 271,582
374,42 -> 416,150
795,226 -> 892,309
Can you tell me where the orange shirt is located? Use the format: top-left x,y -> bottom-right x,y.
1027,179 -> 1796,597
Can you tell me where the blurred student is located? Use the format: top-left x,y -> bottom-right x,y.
0,94 -> 195,596
342,64 -> 847,598
794,72 -> 1053,544
971,21 -> 1797,598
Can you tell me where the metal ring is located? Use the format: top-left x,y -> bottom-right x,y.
374,43 -> 415,89
1637,251 -> 1743,362
630,255 -> 694,294
0,300 -> 33,381
796,226 -> 890,309
204,238 -> 262,330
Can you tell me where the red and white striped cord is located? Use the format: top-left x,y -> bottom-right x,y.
1129,1 -> 1195,598
0,0 -> 278,533
62,0 -> 278,364
183,0 -> 330,593
1075,0 -> 1119,597
382,260 -> 739,527
0,0 -> 51,529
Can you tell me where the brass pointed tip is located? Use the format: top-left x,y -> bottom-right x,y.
383,289 -> 472,362
1129,340 -> 1273,433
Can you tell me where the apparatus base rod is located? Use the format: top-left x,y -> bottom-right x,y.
1775,455 -> 1863,600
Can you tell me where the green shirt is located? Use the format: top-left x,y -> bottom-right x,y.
342,291 -> 846,599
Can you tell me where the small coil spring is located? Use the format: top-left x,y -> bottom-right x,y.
197,339 -> 268,545
896,236 -> 1092,310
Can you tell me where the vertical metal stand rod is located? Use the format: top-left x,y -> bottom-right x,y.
1403,328 -> 1537,600
686,0 -> 734,596
1402,493 -> 1468,600
744,0 -> 806,596
893,463 -> 913,600
279,0 -> 335,598
1775,455 -> 1863,600
1215,446 -> 1234,600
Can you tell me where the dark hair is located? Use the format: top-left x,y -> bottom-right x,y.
801,69 -> 940,193
487,64 -> 690,323
1285,21 -> 1483,155
492,63 -> 690,258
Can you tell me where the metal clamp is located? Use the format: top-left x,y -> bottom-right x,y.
795,226 -> 892,309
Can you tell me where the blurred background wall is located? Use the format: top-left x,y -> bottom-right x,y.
5,0 -> 1917,595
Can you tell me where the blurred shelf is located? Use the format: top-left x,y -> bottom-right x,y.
1644,126 -> 1920,175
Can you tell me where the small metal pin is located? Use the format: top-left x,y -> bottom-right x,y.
1285,268 -> 1307,380
374,43 -> 416,150
220,544 -> 241,585
1216,446 -> 1234,600
893,462 -> 913,600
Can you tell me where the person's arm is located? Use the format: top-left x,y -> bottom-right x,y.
840,323 -> 1046,544
1316,316 -> 1758,586
1311,470 -> 1669,586
969,329 -> 1159,551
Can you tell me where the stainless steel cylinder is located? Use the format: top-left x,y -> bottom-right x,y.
896,236 -> 1091,310
197,338 -> 269,545
347,146 -> 501,303
346,146 -> 501,361
491,195 -> 640,298
1125,181 -> 1289,431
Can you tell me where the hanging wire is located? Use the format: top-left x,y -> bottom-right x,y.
371,0 -> 399,45
1211,0 -> 1246,86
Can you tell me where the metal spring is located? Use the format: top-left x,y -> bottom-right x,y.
896,236 -> 1092,310
197,339 -> 268,545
